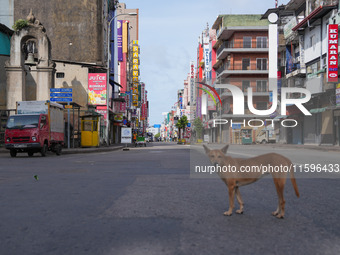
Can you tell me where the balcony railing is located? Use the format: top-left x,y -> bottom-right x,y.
216,63 -> 268,76
217,40 -> 268,56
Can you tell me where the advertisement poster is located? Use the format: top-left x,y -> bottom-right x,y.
117,20 -> 123,62
121,127 -> 132,143
95,106 -> 107,126
88,73 -> 107,105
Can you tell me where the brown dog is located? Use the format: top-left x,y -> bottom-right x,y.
203,144 -> 299,218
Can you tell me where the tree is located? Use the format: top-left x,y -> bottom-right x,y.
193,117 -> 203,140
175,115 -> 188,141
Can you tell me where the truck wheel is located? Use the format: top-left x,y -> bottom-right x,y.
41,143 -> 47,157
55,144 -> 62,156
10,149 -> 17,158
28,151 -> 34,157
261,140 -> 267,144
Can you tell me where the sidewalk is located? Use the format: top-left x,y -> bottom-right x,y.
193,142 -> 340,152
0,144 -> 125,155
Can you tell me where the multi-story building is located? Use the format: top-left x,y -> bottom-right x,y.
268,0 -> 340,145
210,15 -> 270,144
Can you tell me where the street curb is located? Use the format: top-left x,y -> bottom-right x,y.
0,146 -> 125,155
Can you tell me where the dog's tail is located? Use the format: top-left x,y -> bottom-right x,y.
290,167 -> 300,198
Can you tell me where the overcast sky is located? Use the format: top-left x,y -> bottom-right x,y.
124,0 -> 290,125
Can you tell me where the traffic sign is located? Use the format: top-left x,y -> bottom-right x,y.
50,93 -> 73,98
50,88 -> 73,102
50,88 -> 72,92
50,98 -> 72,102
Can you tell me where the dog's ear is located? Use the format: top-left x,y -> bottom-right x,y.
203,144 -> 210,154
221,144 -> 229,154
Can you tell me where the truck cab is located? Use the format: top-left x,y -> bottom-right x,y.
4,101 -> 64,157
5,114 -> 51,157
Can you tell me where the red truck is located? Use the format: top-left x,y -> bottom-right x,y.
5,101 -> 64,157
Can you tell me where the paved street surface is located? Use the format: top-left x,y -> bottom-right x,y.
0,143 -> 340,255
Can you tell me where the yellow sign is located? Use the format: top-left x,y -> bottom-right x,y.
132,88 -> 138,94
132,58 -> 139,65
64,105 -> 73,109
133,65 -> 139,70
132,77 -> 139,82
133,46 -> 139,52
133,52 -> 139,58
132,71 -> 139,77
337,83 -> 340,89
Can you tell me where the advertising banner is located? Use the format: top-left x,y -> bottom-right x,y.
327,24 -> 338,83
121,127 -> 132,143
117,20 -> 123,62
96,106 -> 107,126
190,61 -> 195,104
88,73 -> 107,105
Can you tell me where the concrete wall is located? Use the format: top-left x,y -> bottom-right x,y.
0,55 -> 9,109
14,0 -> 106,65
304,14 -> 330,64
54,62 -> 89,109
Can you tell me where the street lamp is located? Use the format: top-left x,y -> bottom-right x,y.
106,12 -> 137,145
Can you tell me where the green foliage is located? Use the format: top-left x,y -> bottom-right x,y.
154,133 -> 160,138
193,117 -> 203,139
12,19 -> 28,31
175,115 -> 188,140
175,115 -> 188,130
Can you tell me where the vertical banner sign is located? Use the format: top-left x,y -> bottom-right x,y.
203,36 -> 210,78
141,83 -> 145,104
122,21 -> 128,54
132,41 -> 139,107
117,20 -> 123,62
190,61 -> 195,104
327,24 -> 338,83
88,73 -> 107,105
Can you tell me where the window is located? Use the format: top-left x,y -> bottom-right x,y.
242,58 -> 250,70
243,37 -> 252,48
310,35 -> 315,50
257,58 -> 267,70
242,80 -> 250,92
56,72 -> 65,78
256,102 -> 267,110
256,37 -> 267,48
256,80 -> 267,92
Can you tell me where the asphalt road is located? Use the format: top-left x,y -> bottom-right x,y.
0,143 -> 340,255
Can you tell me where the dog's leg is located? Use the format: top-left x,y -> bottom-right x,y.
224,184 -> 236,216
235,187 -> 244,214
272,178 -> 286,219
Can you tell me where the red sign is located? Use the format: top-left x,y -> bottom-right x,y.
328,24 -> 338,83
96,106 -> 107,126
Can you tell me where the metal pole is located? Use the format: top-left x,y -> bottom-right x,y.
67,102 -> 70,149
